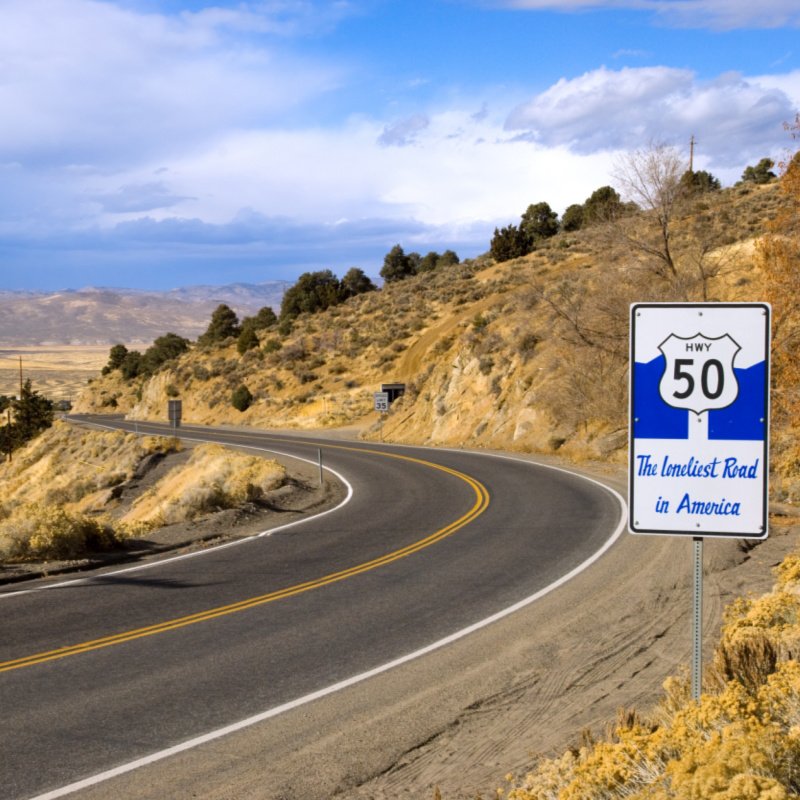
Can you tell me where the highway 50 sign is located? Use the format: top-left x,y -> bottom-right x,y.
629,303 -> 770,539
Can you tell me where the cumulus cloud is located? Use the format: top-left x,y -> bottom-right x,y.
493,0 -> 800,29
505,66 -> 796,167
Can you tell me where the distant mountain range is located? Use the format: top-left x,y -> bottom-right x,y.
0,282 -> 289,345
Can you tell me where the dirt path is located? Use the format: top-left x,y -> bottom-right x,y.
395,295 -> 501,382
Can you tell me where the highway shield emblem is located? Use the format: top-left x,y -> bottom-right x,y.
658,333 -> 740,415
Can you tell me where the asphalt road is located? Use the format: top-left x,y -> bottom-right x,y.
0,418 -> 623,800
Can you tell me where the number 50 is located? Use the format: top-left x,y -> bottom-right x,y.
673,358 -> 725,400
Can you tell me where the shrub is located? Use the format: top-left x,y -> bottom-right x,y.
263,338 -> 281,354
192,364 -> 210,381
231,384 -> 253,412
237,322 -> 260,355
0,505 -> 122,561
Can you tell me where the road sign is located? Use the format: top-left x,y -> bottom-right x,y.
373,391 -> 389,413
167,399 -> 182,428
629,303 -> 770,539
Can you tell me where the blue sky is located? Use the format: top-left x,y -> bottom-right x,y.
1,0 -> 799,291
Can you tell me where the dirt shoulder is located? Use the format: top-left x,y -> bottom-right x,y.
339,456 -> 800,799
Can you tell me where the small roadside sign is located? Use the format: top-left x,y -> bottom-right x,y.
629,303 -> 770,539
373,391 -> 389,413
167,399 -> 182,428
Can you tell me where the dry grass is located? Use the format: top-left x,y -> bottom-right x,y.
123,443 -> 286,527
0,423 -> 285,562
502,540 -> 800,800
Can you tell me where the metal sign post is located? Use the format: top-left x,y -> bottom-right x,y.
692,537 -> 704,699
374,391 -> 389,442
629,303 -> 771,700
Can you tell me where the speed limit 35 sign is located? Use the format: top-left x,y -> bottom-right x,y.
629,303 -> 770,538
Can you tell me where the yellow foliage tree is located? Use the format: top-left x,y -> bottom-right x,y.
758,116 -> 800,495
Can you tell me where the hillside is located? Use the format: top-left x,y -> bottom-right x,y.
0,282 -> 287,345
14,165 -> 800,798
73,179 -> 795,493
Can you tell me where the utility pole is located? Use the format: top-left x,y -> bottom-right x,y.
689,135 -> 696,173
19,356 -> 23,399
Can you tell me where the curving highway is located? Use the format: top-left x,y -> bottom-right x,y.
0,418 -> 624,800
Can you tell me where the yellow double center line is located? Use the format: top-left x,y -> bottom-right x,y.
0,446 -> 490,674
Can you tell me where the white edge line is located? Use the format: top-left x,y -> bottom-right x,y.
25,430 -> 628,800
1,426 -> 354,600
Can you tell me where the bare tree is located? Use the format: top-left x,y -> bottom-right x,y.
612,143 -> 686,280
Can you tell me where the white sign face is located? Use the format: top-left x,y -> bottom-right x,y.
374,391 -> 389,413
629,303 -> 770,539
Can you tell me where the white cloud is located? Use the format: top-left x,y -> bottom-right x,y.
505,66 -> 796,170
493,0 -> 800,29
0,0 -> 346,167
95,109 -> 614,231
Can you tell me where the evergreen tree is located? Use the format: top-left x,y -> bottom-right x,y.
490,224 -> 533,262
438,249 -> 460,267
253,306 -> 278,329
418,251 -> 441,273
520,202 -> 559,241
120,350 -> 143,379
583,185 -> 624,225
237,320 -> 260,354
280,270 -> 342,319
380,245 -> 416,283
561,204 -> 585,232
142,332 -> 190,374
105,344 -> 129,374
339,267 -> 376,298
680,169 -> 721,194
200,304 -> 241,345
741,158 -> 776,184
12,379 -> 54,445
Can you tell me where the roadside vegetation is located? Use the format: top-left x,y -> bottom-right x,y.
499,544 -> 800,800
0,422 -> 286,563
120,443 -> 285,528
